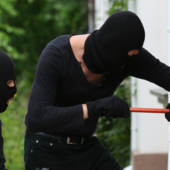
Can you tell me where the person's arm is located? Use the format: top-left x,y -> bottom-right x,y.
0,120 -> 7,170
27,46 -> 85,132
129,48 -> 170,91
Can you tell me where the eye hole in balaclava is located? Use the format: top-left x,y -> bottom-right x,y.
120,50 -> 139,69
7,79 -> 15,87
0,50 -> 17,113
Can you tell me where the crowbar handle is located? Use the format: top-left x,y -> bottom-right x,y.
130,108 -> 170,113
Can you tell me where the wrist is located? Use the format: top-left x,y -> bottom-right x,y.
82,104 -> 88,119
86,101 -> 99,119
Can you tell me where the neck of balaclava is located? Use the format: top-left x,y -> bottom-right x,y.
83,31 -> 106,74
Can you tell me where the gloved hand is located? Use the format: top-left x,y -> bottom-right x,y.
165,103 -> 170,121
86,96 -> 130,119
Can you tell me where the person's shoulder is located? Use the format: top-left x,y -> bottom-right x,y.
136,47 -> 154,62
138,47 -> 147,55
38,36 -> 72,65
138,47 -> 153,56
47,35 -> 71,49
41,35 -> 71,56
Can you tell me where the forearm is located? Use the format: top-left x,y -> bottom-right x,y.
27,104 -> 84,132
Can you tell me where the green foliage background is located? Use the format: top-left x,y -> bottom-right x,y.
0,0 -> 88,169
0,0 -> 131,169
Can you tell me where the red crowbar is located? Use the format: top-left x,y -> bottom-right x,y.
130,108 -> 170,113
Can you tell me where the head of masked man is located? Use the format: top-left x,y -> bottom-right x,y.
83,11 -> 145,73
0,50 -> 17,113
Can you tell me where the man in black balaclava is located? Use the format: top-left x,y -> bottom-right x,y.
24,11 -> 170,170
0,50 -> 17,170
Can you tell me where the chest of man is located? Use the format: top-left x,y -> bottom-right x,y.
55,67 -> 127,107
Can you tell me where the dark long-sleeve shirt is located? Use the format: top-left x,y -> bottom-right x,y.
25,35 -> 170,137
0,120 -> 7,170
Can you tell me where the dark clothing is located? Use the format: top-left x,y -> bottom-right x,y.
0,120 -> 7,170
25,35 -> 170,136
0,50 -> 16,170
24,134 -> 122,170
0,50 -> 17,113
25,35 -> 170,170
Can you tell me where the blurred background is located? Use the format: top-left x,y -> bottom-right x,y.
1,0 -> 168,170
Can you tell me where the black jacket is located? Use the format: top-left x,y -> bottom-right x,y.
0,120 -> 7,170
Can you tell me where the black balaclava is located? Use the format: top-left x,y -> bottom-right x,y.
0,50 -> 17,113
83,11 -> 145,73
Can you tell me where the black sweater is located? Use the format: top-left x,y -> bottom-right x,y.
0,120 -> 7,170
25,35 -> 170,137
